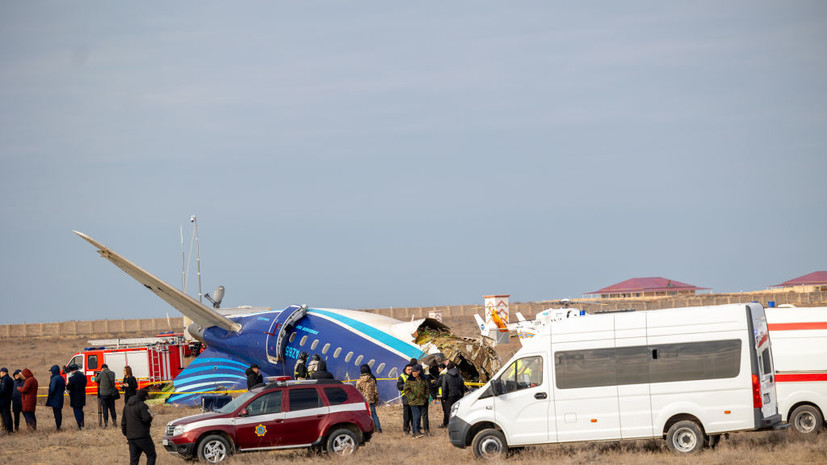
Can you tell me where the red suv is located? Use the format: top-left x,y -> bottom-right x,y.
162,379 -> 374,463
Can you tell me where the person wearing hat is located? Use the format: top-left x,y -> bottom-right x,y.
17,368 -> 38,430
245,364 -> 263,390
294,352 -> 309,380
65,364 -> 87,429
121,388 -> 156,465
356,364 -> 382,433
11,370 -> 23,431
0,367 -> 13,433
45,365 -> 66,431
403,364 -> 429,438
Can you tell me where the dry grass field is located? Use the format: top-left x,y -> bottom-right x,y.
1,320 -> 825,465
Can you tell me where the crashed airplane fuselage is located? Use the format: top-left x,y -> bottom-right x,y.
73,231 -> 500,405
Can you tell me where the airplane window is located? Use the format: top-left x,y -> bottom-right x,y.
376,363 -> 385,374
300,335 -> 308,347
333,348 -> 342,358
322,343 -> 330,354
367,359 -> 375,368
354,355 -> 364,366
311,339 -> 319,350
345,351 -> 353,363
388,367 -> 398,378
289,332 -> 297,343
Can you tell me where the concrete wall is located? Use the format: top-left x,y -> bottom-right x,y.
2,290 -> 824,338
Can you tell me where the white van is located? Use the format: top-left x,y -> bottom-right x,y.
448,303 -> 782,458
766,306 -> 827,434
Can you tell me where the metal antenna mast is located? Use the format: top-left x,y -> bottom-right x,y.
191,215 -> 203,304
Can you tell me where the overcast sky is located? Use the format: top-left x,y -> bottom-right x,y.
1,2 -> 825,324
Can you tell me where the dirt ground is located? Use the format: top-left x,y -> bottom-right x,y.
1,319 -> 825,464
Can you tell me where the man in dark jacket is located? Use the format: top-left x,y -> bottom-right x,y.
396,363 -> 413,434
17,368 -> 38,430
121,389 -> 156,465
309,360 -> 334,380
438,361 -> 467,428
94,364 -> 117,427
245,364 -> 263,390
66,364 -> 87,429
0,367 -> 13,433
46,365 -> 66,430
294,352 -> 309,380
11,370 -> 23,431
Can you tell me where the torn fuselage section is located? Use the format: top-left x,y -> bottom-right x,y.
413,319 -> 501,384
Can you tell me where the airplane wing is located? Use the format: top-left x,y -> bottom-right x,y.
73,231 -> 241,333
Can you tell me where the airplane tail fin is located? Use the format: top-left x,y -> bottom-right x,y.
516,312 -> 526,322
74,231 -> 241,333
168,346 -> 250,405
474,314 -> 488,335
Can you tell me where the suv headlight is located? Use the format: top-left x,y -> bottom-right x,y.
166,423 -> 185,437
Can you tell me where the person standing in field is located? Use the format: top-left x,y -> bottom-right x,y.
245,364 -> 263,390
437,361 -> 467,428
121,388 -> 156,465
309,360 -> 335,380
403,364 -> 429,439
45,365 -> 65,431
94,364 -> 117,427
294,352 -> 309,380
122,366 -> 138,403
355,364 -> 382,433
396,363 -> 414,435
17,368 -> 38,430
0,367 -> 13,433
66,364 -> 86,429
11,370 -> 23,431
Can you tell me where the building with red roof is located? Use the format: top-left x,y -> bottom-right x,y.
771,271 -> 827,291
586,277 -> 709,299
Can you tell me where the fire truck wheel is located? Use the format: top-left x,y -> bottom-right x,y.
197,434 -> 232,463
791,405 -> 824,435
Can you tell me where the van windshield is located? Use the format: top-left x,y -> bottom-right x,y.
217,390 -> 259,414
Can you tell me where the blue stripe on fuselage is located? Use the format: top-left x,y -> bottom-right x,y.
306,308 -> 422,359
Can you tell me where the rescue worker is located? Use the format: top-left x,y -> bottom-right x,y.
66,364 -> 86,429
0,367 -> 13,433
294,352 -> 309,380
94,364 -> 117,427
309,360 -> 334,380
17,368 -> 38,430
437,361 -> 467,428
11,370 -> 23,431
396,363 -> 413,434
45,365 -> 65,431
121,388 -> 156,465
245,364 -> 263,390
403,364 -> 429,438
307,354 -> 321,377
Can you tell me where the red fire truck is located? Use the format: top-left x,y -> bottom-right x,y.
62,333 -> 200,394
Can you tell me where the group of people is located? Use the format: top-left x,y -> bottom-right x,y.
397,357 -> 467,438
0,363 -> 141,433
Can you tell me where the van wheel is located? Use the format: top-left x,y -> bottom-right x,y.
326,428 -> 359,456
197,434 -> 231,463
666,421 -> 704,454
472,429 -> 507,460
790,405 -> 824,435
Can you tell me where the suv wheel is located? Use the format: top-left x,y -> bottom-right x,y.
198,434 -> 231,463
326,428 -> 359,456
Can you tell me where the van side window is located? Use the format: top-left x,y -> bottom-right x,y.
500,356 -> 543,393
555,339 -> 742,389
246,391 -> 283,416
88,355 -> 98,370
760,348 -> 772,375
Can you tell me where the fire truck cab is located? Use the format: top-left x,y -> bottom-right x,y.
63,333 -> 199,394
